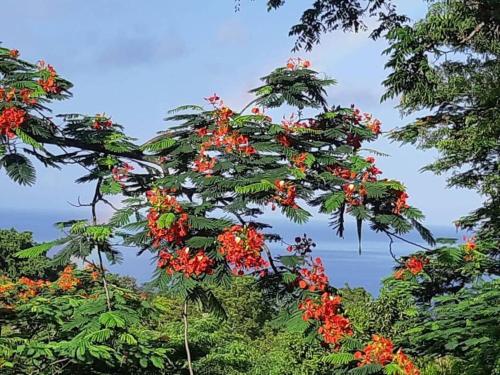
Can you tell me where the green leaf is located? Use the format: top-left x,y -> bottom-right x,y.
98,312 -> 126,328
323,352 -> 355,365
141,137 -> 176,152
322,192 -> 345,213
235,179 -> 274,194
1,153 -> 36,185
157,213 -> 176,229
15,241 -> 58,258
15,129 -> 43,150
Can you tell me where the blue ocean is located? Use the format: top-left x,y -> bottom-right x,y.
1,210 -> 464,295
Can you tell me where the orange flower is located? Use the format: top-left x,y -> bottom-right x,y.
158,247 -> 213,277
393,191 -> 409,214
405,256 -> 427,276
0,107 -> 26,138
299,292 -> 352,345
57,265 -> 80,291
217,225 -> 268,274
394,269 -> 405,280
9,49 -> 19,58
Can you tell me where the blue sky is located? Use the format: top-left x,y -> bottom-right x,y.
0,0 -> 482,227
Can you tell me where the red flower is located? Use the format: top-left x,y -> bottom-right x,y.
92,114 -> 113,130
405,256 -> 427,275
251,107 -> 260,114
277,134 -> 292,147
158,247 -> 213,277
112,163 -> 134,186
299,292 -> 352,345
196,127 -> 209,137
37,62 -> 60,94
393,269 -> 405,280
193,155 -> 217,175
274,180 -> 298,208
355,336 -> 420,375
292,152 -> 309,172
354,335 -> 394,366
0,107 -> 26,139
57,265 -> 80,291
367,118 -> 381,135
205,93 -> 220,105
146,189 -> 190,247
9,49 -> 19,58
217,225 -> 268,274
298,257 -> 329,292
393,191 -> 409,214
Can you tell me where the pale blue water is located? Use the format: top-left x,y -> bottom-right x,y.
0,210 -> 465,295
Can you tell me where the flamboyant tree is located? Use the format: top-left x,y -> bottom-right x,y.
1,46 -> 430,374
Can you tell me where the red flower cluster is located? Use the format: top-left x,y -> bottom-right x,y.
298,257 -> 329,292
393,191 -> 409,214
273,179 -> 298,208
193,154 -> 217,175
9,49 -> 19,58
277,133 -> 292,147
146,188 -> 190,247
57,265 -> 80,291
286,58 -> 311,70
0,86 -> 37,105
18,277 -> 51,300
37,60 -> 60,94
217,225 -> 268,274
292,152 -> 309,172
193,95 -> 256,175
329,157 -> 382,207
299,292 -> 352,345
158,247 -> 213,277
463,236 -> 477,261
354,335 -> 394,366
405,256 -> 428,275
0,107 -> 26,138
112,163 -> 134,186
354,335 -> 419,375
92,113 -> 113,130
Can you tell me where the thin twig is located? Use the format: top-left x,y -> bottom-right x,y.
383,229 -> 431,251
183,300 -> 195,375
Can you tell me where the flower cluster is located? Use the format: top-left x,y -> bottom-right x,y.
292,152 -> 309,172
394,255 -> 428,279
37,60 -> 60,94
84,264 -> 100,281
193,95 -> 256,175
299,292 -> 352,345
463,236 -> 477,261
217,225 -> 268,274
273,179 -> 298,208
329,157 -> 382,207
286,58 -> 311,70
146,188 -> 190,247
354,335 -> 419,375
0,107 -> 26,138
92,113 -> 113,130
393,190 -> 410,214
286,234 -> 316,256
18,277 -> 51,300
157,247 -> 213,277
351,109 -> 382,136
112,163 -> 134,186
298,257 -> 329,292
57,265 -> 80,291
